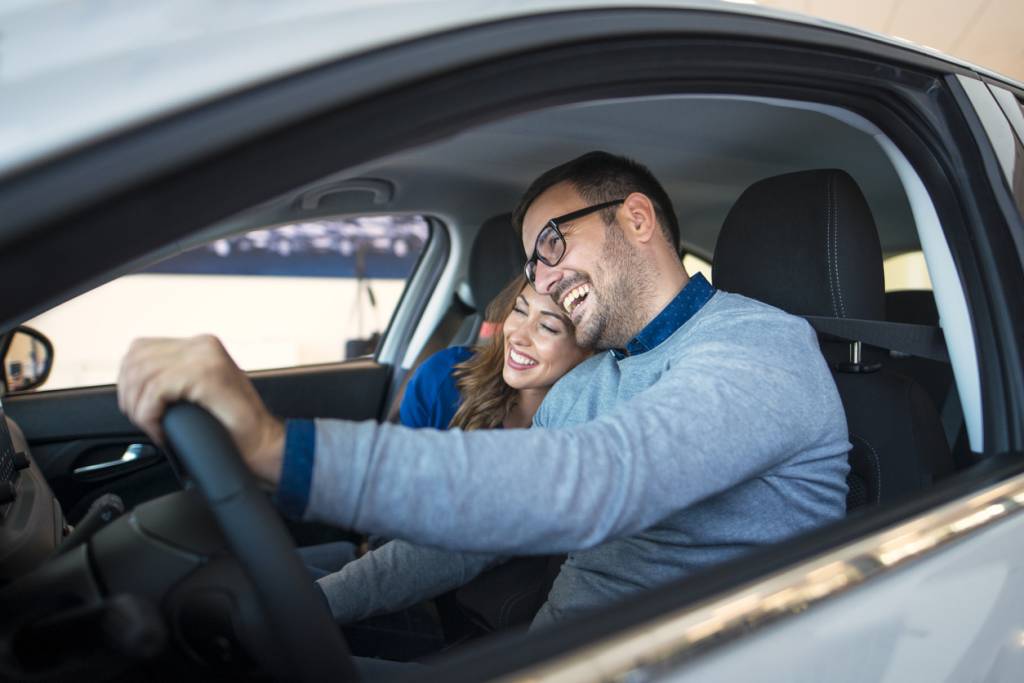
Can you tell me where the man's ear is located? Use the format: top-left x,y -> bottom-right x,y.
621,192 -> 658,244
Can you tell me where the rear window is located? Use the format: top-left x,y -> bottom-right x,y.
683,253 -> 713,282
883,251 -> 932,291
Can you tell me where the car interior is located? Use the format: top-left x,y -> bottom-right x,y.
0,89 -> 984,679
254,92 -> 971,498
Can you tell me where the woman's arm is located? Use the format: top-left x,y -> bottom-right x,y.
316,539 -> 504,623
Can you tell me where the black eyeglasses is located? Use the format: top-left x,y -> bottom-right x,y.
524,199 -> 624,285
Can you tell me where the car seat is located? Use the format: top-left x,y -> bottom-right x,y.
713,169 -> 954,510
449,213 -> 525,347
885,289 -> 971,468
386,213 -> 524,421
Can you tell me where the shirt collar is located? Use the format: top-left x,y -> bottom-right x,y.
611,272 -> 715,360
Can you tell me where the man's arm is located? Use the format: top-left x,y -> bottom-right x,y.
302,325 -> 848,553
118,322 -> 847,556
118,336 -> 286,484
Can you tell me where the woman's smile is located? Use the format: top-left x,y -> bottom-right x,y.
506,346 -> 539,370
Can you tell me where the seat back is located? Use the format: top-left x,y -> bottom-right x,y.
386,213 -> 523,421
886,289 -> 968,469
448,213 -> 525,348
713,169 -> 952,510
885,290 -> 951,404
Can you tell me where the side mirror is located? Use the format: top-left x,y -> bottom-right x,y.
0,326 -> 54,394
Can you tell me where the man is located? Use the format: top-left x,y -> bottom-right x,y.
118,151 -> 850,629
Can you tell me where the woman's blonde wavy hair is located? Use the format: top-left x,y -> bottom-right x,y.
448,274 -> 531,431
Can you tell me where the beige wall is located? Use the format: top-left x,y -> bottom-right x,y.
685,251 -> 932,291
883,251 -> 933,291
27,274 -> 408,391
759,0 -> 1024,82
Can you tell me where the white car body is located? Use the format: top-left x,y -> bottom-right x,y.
1,2 -> 1022,682
1,0 -> 1012,178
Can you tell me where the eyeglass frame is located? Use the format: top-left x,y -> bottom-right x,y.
523,199 -> 625,285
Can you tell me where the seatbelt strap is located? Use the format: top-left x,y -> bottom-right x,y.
803,316 -> 948,363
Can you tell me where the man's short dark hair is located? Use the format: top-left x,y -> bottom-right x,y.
512,151 -> 680,253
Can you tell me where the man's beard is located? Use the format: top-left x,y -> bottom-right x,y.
575,225 -> 655,350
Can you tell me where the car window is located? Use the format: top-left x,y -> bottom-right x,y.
25,216 -> 430,391
883,250 -> 932,291
682,253 -> 713,283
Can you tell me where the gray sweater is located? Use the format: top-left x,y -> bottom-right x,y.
309,291 -> 850,628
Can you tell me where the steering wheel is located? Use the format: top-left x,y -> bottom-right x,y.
161,402 -> 357,681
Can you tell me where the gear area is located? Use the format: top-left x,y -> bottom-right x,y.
0,401 -> 318,681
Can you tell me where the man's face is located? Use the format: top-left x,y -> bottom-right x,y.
521,182 -> 646,349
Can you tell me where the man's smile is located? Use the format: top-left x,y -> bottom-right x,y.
561,283 -> 591,316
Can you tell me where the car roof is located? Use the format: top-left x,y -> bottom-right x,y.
216,94 -> 917,263
2,0 -> 1015,181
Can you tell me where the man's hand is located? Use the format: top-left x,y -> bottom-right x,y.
117,335 -> 286,486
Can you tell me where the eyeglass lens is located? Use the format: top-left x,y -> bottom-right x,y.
536,223 -> 565,263
526,223 -> 565,283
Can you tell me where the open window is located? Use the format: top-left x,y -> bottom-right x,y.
21,216 -> 431,392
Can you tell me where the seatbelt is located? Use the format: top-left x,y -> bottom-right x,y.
803,316 -> 947,363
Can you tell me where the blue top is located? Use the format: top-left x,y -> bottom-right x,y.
399,346 -> 474,429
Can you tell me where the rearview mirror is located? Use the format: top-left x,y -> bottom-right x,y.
1,326 -> 54,394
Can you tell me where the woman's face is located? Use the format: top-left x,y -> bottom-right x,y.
502,285 -> 590,391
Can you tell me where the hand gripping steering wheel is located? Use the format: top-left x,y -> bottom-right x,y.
162,402 -> 358,681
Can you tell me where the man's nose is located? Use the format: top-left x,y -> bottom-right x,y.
532,260 -> 562,296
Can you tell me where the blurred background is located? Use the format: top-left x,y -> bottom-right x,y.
26,217 -> 430,390
758,0 -> 1024,81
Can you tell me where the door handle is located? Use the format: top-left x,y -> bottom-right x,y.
73,443 -> 159,476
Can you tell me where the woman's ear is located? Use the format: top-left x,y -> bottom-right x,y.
621,192 -> 658,244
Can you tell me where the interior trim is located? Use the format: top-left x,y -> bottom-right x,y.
398,218 -> 466,371
958,76 -> 1019,186
875,115 -> 984,453
498,470 -> 1024,683
376,217 -> 450,368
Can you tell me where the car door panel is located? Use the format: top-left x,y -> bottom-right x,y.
3,359 -> 392,521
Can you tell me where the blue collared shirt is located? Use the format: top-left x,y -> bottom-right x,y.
611,272 -> 715,359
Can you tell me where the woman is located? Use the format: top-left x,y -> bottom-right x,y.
402,272 -> 590,431
310,273 -> 590,634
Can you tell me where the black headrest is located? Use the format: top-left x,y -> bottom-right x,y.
713,169 -> 884,321
468,213 -> 525,311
